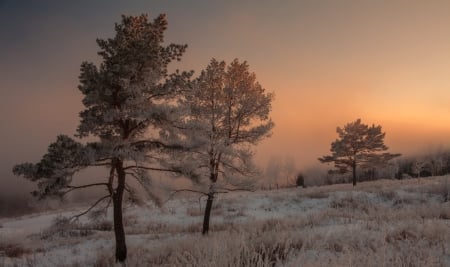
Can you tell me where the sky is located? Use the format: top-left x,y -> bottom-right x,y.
1,0 -> 450,196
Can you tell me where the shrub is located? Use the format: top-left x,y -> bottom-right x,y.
296,173 -> 306,188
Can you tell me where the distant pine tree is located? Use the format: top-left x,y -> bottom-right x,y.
319,119 -> 400,186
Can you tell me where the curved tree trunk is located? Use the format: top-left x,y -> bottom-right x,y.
113,160 -> 127,263
202,180 -> 216,235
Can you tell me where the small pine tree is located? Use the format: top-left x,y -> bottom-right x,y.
319,119 -> 400,186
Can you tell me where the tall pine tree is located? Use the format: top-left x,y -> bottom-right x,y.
13,14 -> 191,263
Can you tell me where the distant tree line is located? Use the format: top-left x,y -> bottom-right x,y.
395,151 -> 450,179
317,119 -> 450,186
318,150 -> 450,186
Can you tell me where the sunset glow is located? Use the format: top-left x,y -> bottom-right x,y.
1,1 -> 450,193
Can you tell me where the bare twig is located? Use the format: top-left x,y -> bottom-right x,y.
124,183 -> 132,194
216,187 -> 255,193
221,161 -> 254,176
163,189 -> 208,205
123,165 -> 182,173
104,196 -> 112,212
69,195 -> 111,222
62,182 -> 109,196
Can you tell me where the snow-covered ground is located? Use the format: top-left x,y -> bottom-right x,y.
1,176 -> 450,266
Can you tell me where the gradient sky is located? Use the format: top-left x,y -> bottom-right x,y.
1,0 -> 450,195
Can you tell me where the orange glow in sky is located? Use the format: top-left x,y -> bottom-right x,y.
1,1 -> 450,192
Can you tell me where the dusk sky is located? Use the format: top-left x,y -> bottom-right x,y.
1,1 -> 450,195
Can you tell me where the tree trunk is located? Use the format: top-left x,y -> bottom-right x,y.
352,162 -> 357,187
202,191 -> 214,235
202,181 -> 217,235
113,160 -> 127,263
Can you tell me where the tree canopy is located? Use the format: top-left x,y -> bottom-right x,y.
176,58 -> 274,234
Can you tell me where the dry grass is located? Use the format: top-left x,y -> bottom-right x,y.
302,190 -> 330,199
4,176 -> 450,266
186,207 -> 203,217
86,213 -> 450,267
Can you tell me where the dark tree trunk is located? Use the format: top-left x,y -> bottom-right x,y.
113,160 -> 127,263
352,162 -> 357,187
202,192 -> 214,235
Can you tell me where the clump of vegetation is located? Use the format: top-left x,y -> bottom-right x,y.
296,173 -> 306,188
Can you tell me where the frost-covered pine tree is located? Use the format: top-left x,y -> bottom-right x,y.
175,58 -> 274,234
13,14 -> 191,263
319,119 -> 400,186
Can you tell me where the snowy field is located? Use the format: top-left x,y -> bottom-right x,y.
1,176 -> 450,266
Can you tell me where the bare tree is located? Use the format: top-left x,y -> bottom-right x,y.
13,14 -> 191,263
281,156 -> 297,186
319,119 -> 400,186
175,58 -> 274,234
264,156 -> 282,189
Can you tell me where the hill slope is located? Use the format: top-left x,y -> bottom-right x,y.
1,176 -> 450,266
